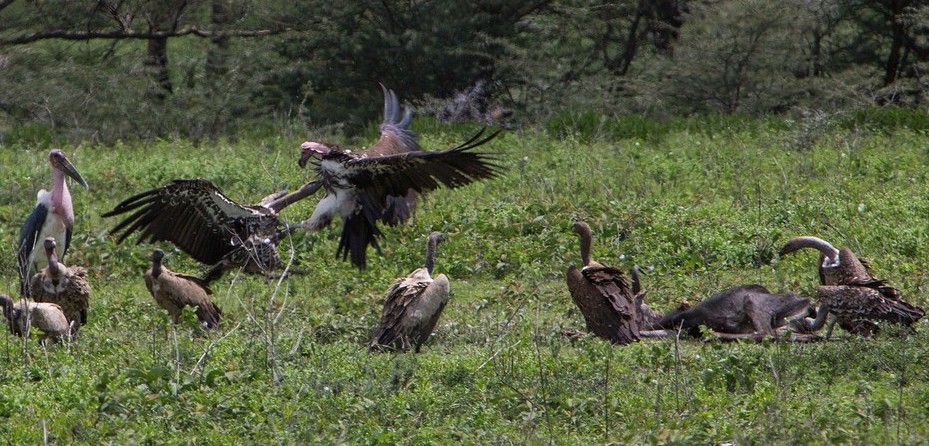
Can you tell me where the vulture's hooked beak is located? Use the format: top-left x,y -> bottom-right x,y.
298,141 -> 329,168
50,150 -> 90,190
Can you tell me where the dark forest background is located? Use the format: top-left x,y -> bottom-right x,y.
1,0 -> 927,143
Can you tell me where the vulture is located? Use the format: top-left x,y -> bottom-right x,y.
29,238 -> 91,327
780,236 -> 924,338
0,294 -> 71,343
565,222 -> 639,345
103,178 -> 320,282
18,149 -> 89,297
144,249 -> 222,329
369,232 -> 450,353
297,85 -> 501,268
630,266 -> 663,331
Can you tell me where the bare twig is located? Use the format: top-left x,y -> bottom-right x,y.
1,26 -> 293,46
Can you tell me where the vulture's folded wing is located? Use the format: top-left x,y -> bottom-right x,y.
102,179 -> 277,265
370,279 -> 428,350
582,265 -> 637,321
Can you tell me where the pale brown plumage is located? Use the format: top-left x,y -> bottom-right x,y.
370,232 -> 450,353
566,222 -> 639,345
30,238 -> 90,326
0,294 -> 71,342
781,236 -> 924,337
144,250 -> 222,329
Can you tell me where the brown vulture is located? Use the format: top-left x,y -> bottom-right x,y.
369,232 -> 450,352
565,221 -> 640,345
297,86 -> 501,269
144,249 -> 222,329
102,178 -> 320,283
29,238 -> 91,327
0,294 -> 71,343
780,236 -> 924,338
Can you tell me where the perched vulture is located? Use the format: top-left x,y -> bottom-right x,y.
17,149 -> 89,297
144,249 -> 222,329
370,232 -> 450,353
0,294 -> 71,342
29,238 -> 90,327
565,222 -> 639,345
780,236 -> 924,337
297,86 -> 501,268
103,178 -> 320,283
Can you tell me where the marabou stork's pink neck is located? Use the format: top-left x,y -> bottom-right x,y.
52,167 -> 75,226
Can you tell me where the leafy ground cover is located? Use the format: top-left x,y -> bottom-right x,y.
1,117 -> 928,444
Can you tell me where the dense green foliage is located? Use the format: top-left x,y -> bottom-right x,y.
1,117 -> 929,443
1,0 -> 928,141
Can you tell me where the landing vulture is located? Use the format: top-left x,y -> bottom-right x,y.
103,178 -> 319,282
298,86 -> 502,269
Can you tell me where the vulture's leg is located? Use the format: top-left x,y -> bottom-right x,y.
824,317 -> 838,340
303,194 -> 339,231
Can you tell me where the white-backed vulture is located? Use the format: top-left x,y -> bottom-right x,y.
30,238 -> 90,326
0,294 -> 70,342
144,249 -> 222,329
781,236 -> 924,338
297,86 -> 501,269
370,232 -> 450,352
565,222 -> 639,345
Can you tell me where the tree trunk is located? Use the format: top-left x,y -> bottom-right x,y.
206,0 -> 231,79
145,36 -> 172,100
883,0 -> 906,85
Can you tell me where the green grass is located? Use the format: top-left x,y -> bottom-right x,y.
1,117 -> 929,444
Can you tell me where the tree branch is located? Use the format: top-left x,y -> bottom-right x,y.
0,26 -> 290,46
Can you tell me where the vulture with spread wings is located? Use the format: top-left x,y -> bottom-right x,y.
298,85 -> 502,268
102,178 -> 321,282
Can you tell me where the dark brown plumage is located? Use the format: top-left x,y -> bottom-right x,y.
781,236 -> 924,337
144,250 -> 222,329
103,178 -> 316,283
370,232 -> 450,352
565,222 -> 639,345
29,238 -> 90,326
298,86 -> 502,269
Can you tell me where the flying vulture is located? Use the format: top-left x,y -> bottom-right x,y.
297,86 -> 501,268
17,150 -> 89,297
103,178 -> 320,282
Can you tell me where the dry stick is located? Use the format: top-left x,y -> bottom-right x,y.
673,327 -> 683,414
531,293 -> 554,445
603,343 -> 612,443
477,339 -> 523,371
189,322 -> 242,375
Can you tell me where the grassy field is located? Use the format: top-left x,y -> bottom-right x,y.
1,115 -> 929,444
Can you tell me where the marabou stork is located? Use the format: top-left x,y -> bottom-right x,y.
298,86 -> 501,268
17,150 -> 89,297
370,231 -> 450,353
102,178 -> 321,283
780,236 -> 925,337
565,222 -> 640,345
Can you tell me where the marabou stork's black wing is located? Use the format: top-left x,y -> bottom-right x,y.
102,179 -> 278,265
17,203 -> 47,296
365,85 -> 421,157
347,127 -> 502,201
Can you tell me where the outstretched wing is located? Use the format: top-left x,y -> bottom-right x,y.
102,179 -> 278,265
348,127 -> 502,202
365,85 -> 420,157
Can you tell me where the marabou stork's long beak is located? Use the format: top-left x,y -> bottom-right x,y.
51,151 -> 90,190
